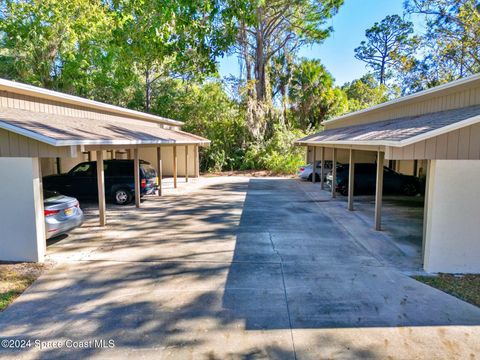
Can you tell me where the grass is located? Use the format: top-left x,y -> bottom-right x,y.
0,262 -> 47,311
414,273 -> 480,308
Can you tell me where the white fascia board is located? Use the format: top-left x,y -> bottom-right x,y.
296,114 -> 480,149
0,121 -> 210,147
0,120 -> 58,145
54,139 -> 211,146
0,79 -> 183,127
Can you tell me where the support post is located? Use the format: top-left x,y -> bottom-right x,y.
134,148 -> 140,208
194,145 -> 199,177
173,145 -> 177,188
96,150 -> 106,226
320,147 -> 325,190
156,147 -> 163,196
332,148 -> 337,198
312,147 -> 317,183
422,159 -> 431,264
348,149 -> 355,211
185,145 -> 189,183
374,151 -> 385,230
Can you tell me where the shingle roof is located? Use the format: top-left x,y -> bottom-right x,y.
296,105 -> 480,147
0,107 -> 209,146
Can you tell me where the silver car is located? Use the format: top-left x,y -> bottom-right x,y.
44,190 -> 84,239
298,161 -> 333,182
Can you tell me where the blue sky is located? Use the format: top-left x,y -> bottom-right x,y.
218,0 -> 423,86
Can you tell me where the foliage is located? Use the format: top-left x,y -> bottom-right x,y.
342,74 -> 389,112
242,126 -> 308,174
230,0 -> 344,139
148,80 -> 246,172
404,0 -> 480,90
354,15 -> 418,85
289,59 -> 348,128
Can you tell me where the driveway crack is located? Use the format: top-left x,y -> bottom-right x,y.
268,232 -> 297,360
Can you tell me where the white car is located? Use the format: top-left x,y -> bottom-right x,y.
298,161 -> 333,181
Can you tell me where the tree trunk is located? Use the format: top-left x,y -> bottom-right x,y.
145,68 -> 151,112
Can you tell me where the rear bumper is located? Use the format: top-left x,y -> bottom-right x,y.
45,212 -> 84,239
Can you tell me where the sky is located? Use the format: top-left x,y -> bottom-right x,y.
218,0 -> 423,86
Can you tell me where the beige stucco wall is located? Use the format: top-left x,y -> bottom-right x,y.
423,160 -> 480,273
0,157 -> 45,262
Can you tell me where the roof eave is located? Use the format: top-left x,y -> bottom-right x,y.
0,79 -> 184,127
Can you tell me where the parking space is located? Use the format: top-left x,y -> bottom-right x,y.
1,176 -> 479,359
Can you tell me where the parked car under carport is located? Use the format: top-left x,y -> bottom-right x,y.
326,163 -> 424,196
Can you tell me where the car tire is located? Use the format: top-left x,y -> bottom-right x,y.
114,188 -> 132,205
307,174 -> 321,182
402,183 -> 417,196
340,188 -> 348,196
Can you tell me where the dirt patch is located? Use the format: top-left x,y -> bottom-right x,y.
203,170 -> 296,178
414,274 -> 480,308
0,262 -> 52,311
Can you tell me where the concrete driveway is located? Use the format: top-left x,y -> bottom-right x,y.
1,176 -> 479,359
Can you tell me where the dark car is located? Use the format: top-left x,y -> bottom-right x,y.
326,163 -> 422,196
43,160 -> 158,205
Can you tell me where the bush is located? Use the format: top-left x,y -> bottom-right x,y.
242,126 -> 307,174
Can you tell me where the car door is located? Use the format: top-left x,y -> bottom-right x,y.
67,162 -> 97,198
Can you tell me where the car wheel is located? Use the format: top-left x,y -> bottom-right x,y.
340,188 -> 348,196
114,189 -> 132,205
402,183 -> 417,196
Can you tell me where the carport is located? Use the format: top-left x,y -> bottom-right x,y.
296,74 -> 480,273
0,79 -> 209,263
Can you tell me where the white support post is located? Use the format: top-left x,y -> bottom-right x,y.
185,145 -> 189,183
134,148 -> 140,208
312,146 -> 317,183
332,148 -> 337,198
320,147 -> 325,190
157,147 -> 163,196
374,151 -> 385,230
96,150 -> 106,226
348,149 -> 355,211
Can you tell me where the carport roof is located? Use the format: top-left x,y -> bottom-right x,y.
296,105 -> 480,147
0,107 -> 210,146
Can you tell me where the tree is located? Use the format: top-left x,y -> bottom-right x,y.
289,59 -> 348,129
342,74 -> 389,112
0,0 -> 114,93
112,0 -> 234,112
354,15 -> 418,85
230,0 -> 344,139
405,0 -> 480,82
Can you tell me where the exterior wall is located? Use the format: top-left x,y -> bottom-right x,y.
139,145 -> 196,177
385,122 -> 480,161
307,147 -> 377,164
324,78 -> 480,130
40,146 -> 198,178
423,160 -> 480,273
0,128 -> 72,158
0,90 -> 180,130
0,157 -> 45,262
